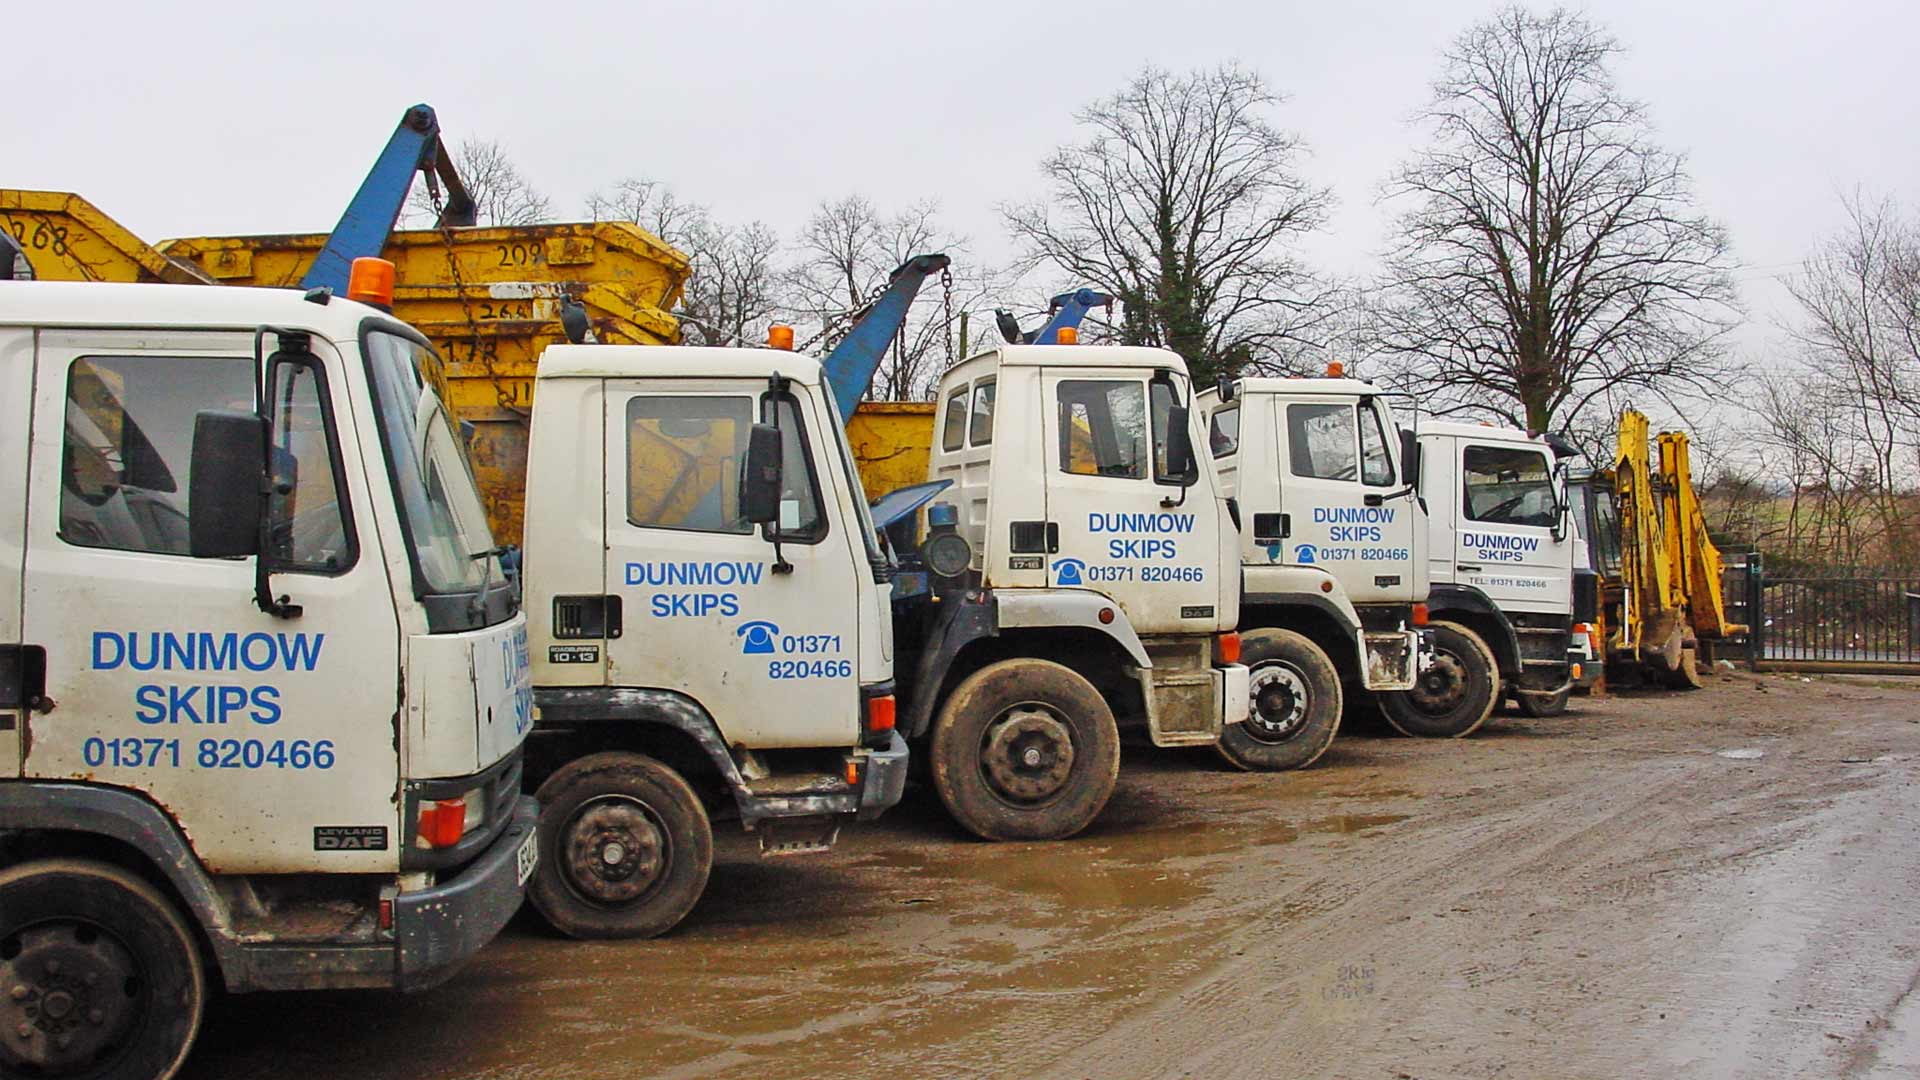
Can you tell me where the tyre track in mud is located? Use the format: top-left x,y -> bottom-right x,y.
182,675 -> 1920,1080
1037,678 -> 1920,1080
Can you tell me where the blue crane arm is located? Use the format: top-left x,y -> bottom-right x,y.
1032,288 -> 1114,344
822,253 -> 951,418
301,103 -> 475,294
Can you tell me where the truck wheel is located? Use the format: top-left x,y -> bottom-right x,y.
1380,620 -> 1498,738
1513,686 -> 1570,718
0,858 -> 204,1080
530,752 -> 713,939
1214,629 -> 1343,772
931,659 -> 1120,842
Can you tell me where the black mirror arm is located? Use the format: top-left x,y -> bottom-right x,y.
252,334 -> 306,619
766,373 -> 794,575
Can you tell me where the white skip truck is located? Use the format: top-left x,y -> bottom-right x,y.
1418,422 -> 1596,717
903,343 -> 1250,841
0,281 -> 538,1079
1198,375 -> 1432,764
517,345 -> 908,938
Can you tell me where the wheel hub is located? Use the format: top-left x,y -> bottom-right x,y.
0,923 -> 139,1073
1245,663 -> 1309,743
1407,649 -> 1468,714
562,797 -> 667,905
982,707 -> 1076,804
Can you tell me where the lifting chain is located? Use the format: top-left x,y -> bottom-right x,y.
941,266 -> 955,368
793,272 -> 901,356
429,187 -> 527,421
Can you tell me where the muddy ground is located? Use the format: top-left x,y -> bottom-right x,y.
187,671 -> 1920,1079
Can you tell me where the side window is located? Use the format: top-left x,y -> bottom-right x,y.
968,379 -> 996,446
265,361 -> 355,572
59,355 -> 253,555
1209,405 -> 1240,458
1057,379 -> 1147,479
1359,401 -> 1395,486
1589,487 -> 1623,574
1463,445 -> 1555,527
625,395 -> 753,534
1287,403 -> 1358,481
762,394 -> 826,543
941,388 -> 968,452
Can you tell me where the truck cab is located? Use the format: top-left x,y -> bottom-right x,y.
904,344 -> 1249,840
1199,376 -> 1430,766
518,345 -> 907,938
1419,422 -> 1591,716
0,280 -> 536,1079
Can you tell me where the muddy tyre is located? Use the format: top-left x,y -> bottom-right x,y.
931,659 -> 1121,842
0,858 -> 205,1080
530,752 -> 713,939
1215,628 -> 1343,772
1380,620 -> 1498,738
1513,685 -> 1571,718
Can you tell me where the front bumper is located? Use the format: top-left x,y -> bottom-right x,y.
856,730 -> 910,820
395,795 -> 538,992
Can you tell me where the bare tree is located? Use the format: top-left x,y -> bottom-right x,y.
1757,193 -> 1920,567
584,177 -> 705,247
406,138 -> 553,227
790,196 -> 987,401
1002,64 -> 1336,385
1371,7 -> 1738,433
676,216 -> 786,348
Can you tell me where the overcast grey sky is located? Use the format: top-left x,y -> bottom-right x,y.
14,0 -> 1916,364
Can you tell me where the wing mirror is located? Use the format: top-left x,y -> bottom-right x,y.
1165,404 -> 1195,484
188,410 -> 267,558
742,422 -> 783,526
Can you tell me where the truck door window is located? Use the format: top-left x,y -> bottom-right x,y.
1463,445 -> 1555,527
1287,403 -> 1358,481
625,395 -> 754,534
1359,401 -> 1395,486
762,394 -> 827,543
265,361 -> 355,572
1209,405 -> 1240,458
58,355 -> 252,555
941,388 -> 968,452
1057,380 -> 1147,479
969,379 -> 996,446
1148,378 -> 1188,484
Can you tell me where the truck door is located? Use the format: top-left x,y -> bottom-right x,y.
1455,440 -> 1572,614
1,328 -> 30,771
19,331 -> 403,873
603,381 -> 861,750
1042,370 -> 1220,631
1278,398 -> 1420,603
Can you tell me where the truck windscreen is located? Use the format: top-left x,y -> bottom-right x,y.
361,326 -> 511,624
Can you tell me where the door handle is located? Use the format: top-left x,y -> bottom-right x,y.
1046,522 -> 1059,554
1456,564 -> 1484,573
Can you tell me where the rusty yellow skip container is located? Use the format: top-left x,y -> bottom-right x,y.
1,190 -> 213,284
847,401 -> 936,501
158,223 -> 692,544
6,190 -> 693,544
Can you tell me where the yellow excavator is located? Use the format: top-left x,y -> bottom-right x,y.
1572,410 -> 1749,689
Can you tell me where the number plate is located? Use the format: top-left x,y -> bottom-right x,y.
515,829 -> 539,887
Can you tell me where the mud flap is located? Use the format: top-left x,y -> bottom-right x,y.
1218,663 -> 1249,727
1363,629 -> 1422,692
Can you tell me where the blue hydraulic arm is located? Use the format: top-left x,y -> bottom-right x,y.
821,253 -> 951,419
1032,288 -> 1113,343
301,103 -> 475,295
